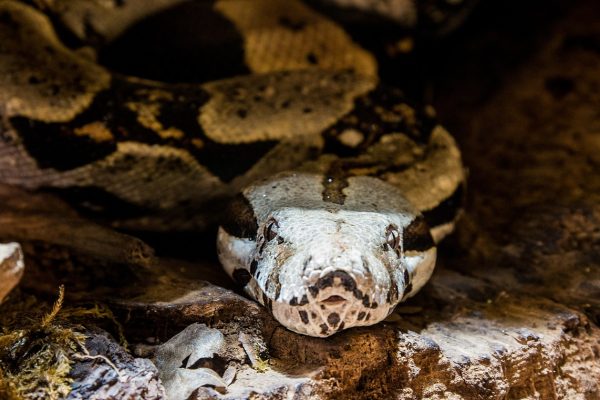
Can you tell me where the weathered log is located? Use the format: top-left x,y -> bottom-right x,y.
0,242 -> 24,303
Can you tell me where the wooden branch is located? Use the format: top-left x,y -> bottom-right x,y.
0,242 -> 24,302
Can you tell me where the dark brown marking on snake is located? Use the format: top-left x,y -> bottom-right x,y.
337,322 -> 345,332
386,280 -> 398,303
306,52 -> 318,65
153,84 -> 279,183
353,288 -> 364,301
401,271 -> 413,296
361,294 -> 374,308
221,194 -> 258,240
266,259 -> 284,303
260,291 -> 272,311
250,259 -> 258,276
278,16 -> 307,31
236,108 -> 248,118
377,250 -> 399,304
11,78 -> 205,170
421,184 -> 465,228
11,75 -> 278,182
302,256 -> 313,274
258,240 -> 267,255
298,310 -> 309,324
232,268 -> 251,287
357,311 -> 366,321
322,86 -> 436,159
274,283 -> 281,302
314,271 -> 357,292
299,295 -> 309,306
11,117 -> 117,171
361,256 -> 372,276
327,312 -> 340,327
403,283 -> 413,298
322,161 -> 349,205
403,216 -> 435,252
100,1 -> 250,83
320,324 -> 329,335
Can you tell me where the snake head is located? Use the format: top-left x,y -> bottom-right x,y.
217,172 -> 436,337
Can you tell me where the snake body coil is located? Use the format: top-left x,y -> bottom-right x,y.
0,0 -> 465,336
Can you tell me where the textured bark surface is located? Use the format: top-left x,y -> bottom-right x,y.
0,242 -> 24,303
1,0 -> 599,399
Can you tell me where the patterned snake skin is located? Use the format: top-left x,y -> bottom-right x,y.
0,0 -> 466,336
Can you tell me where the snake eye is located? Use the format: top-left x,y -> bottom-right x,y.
385,224 -> 401,253
264,218 -> 279,241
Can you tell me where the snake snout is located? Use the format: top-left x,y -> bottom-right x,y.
307,270 -> 359,300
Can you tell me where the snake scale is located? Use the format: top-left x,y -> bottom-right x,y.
0,0 -> 466,337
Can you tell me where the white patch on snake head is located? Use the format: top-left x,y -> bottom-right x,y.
217,172 -> 436,337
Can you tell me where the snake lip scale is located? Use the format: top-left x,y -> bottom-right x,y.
0,0 -> 466,337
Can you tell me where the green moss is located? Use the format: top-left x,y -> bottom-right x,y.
0,284 -> 133,400
252,343 -> 270,373
0,286 -> 85,400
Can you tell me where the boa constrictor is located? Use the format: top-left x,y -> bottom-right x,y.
0,0 -> 465,337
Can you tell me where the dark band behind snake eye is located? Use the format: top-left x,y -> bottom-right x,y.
220,193 -> 258,240
402,216 -> 435,252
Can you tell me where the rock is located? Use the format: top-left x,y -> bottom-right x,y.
146,323 -> 314,400
68,329 -> 166,400
152,324 -> 227,400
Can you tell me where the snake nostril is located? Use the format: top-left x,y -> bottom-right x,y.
320,295 -> 346,304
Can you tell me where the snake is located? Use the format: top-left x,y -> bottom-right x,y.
0,0 -> 466,337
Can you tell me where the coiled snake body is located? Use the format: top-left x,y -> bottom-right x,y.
0,0 -> 465,336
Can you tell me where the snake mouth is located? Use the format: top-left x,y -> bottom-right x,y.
320,295 -> 347,305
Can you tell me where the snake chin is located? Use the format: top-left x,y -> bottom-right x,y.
270,293 -> 394,337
